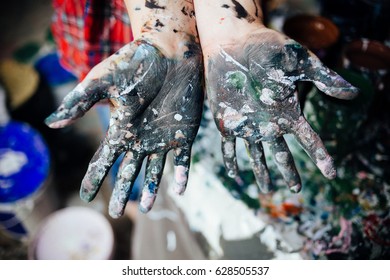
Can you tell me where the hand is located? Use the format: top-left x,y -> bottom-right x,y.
45,39 -> 203,217
203,28 -> 358,193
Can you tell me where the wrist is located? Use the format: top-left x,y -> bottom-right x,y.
194,0 -> 264,55
125,0 -> 199,58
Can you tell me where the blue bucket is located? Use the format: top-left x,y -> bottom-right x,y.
0,120 -> 54,240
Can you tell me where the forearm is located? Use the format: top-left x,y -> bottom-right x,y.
124,0 -> 199,58
193,0 -> 264,52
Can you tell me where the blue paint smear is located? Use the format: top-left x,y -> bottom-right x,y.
0,121 -> 50,203
148,181 -> 157,193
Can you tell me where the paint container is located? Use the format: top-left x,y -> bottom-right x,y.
0,120 -> 56,240
283,14 -> 341,105
283,14 -> 340,59
29,206 -> 115,260
343,39 -> 390,91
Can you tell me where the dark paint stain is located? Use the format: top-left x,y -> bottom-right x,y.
148,181 -> 157,193
145,0 -> 165,10
135,6 -> 141,11
181,6 -> 188,16
173,29 -> 178,33
155,19 -> 164,28
181,6 -> 195,18
222,4 -> 230,8
231,0 -> 255,23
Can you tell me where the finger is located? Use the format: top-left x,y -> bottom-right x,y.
80,140 -> 123,202
245,140 -> 273,193
45,42 -> 166,128
269,137 -> 302,193
290,116 -> 336,179
298,49 -> 359,100
44,82 -> 105,128
108,150 -> 144,218
45,44 -> 137,128
139,153 -> 167,213
173,146 -> 192,195
221,136 -> 239,179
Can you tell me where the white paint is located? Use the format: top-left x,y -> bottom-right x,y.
315,148 -> 326,160
259,122 -> 279,137
308,56 -> 323,69
168,165 -> 263,256
260,88 -> 276,105
168,164 -> 301,259
166,230 -> 177,252
117,60 -> 130,70
278,118 -> 290,126
174,114 -> 183,121
219,49 -> 249,72
0,149 -> 28,177
121,61 -> 155,95
152,108 -> 158,115
241,104 -> 254,113
223,141 -> 235,158
175,130 -> 185,139
124,131 -> 133,139
219,102 -> 228,108
316,156 -> 334,177
122,163 -> 136,180
222,107 -> 247,130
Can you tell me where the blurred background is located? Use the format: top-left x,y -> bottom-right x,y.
0,0 -> 389,260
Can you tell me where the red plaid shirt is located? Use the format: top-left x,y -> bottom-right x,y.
52,0 -> 133,79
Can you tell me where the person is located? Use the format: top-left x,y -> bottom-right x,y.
46,0 -> 358,218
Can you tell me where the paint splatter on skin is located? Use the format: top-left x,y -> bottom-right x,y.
145,0 -> 165,10
231,0 -> 255,23
205,28 -> 358,193
46,2 -> 203,217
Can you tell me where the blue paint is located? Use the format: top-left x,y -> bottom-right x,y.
148,181 -> 157,193
0,121 -> 50,203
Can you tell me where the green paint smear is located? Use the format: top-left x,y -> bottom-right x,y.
250,78 -> 263,100
227,71 -> 246,90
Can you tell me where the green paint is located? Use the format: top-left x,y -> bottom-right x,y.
227,71 -> 246,90
250,78 -> 263,100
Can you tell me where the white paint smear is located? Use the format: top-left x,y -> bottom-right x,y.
0,149 -> 28,177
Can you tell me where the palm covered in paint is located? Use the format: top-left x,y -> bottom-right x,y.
45,40 -> 203,217
204,28 -> 359,193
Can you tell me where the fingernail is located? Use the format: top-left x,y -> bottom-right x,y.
317,156 -> 336,179
44,113 -> 74,128
108,200 -> 124,219
139,182 -> 157,213
174,165 -> 188,195
290,183 -> 302,193
80,179 -> 96,202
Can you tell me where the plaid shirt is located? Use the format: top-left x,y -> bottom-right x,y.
52,0 -> 133,79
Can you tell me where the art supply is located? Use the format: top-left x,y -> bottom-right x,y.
343,39 -> 390,90
283,14 -> 340,51
29,206 -> 115,260
0,87 -> 54,240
